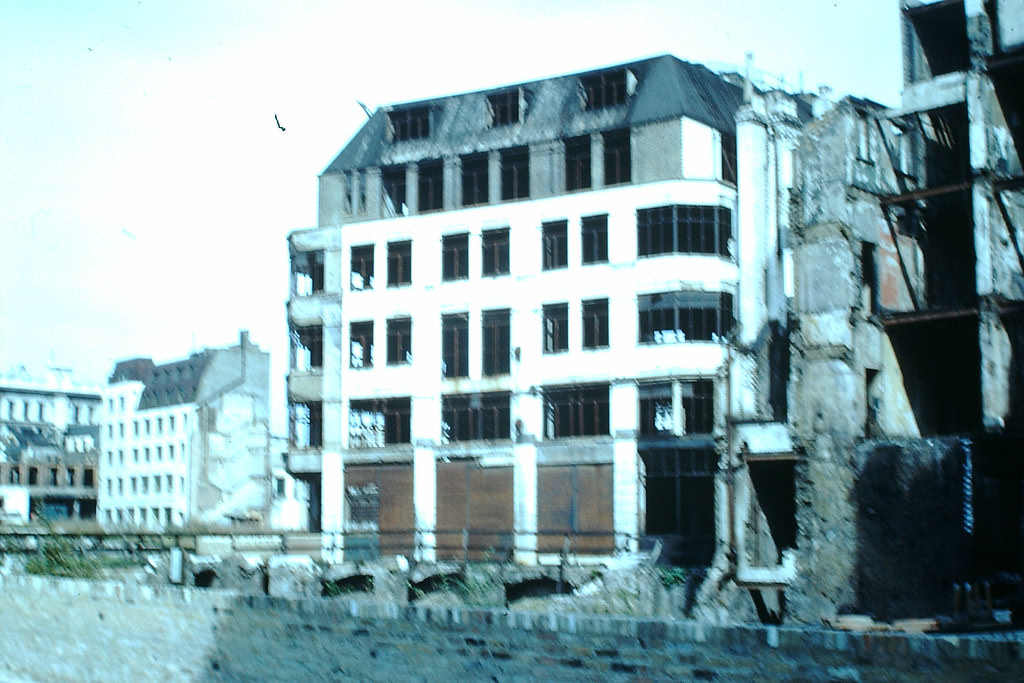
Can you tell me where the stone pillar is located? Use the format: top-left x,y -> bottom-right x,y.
513,442 -> 537,563
488,150 -> 501,204
320,450 -> 344,563
443,156 -> 460,211
365,167 -> 382,219
405,162 -> 419,216
591,133 -> 605,189
413,446 -> 436,561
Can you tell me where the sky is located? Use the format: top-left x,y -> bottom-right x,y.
0,0 -> 903,430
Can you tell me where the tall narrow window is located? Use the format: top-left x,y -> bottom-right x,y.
481,228 -> 510,276
291,250 -> 324,296
482,308 -> 511,376
543,383 -> 610,438
382,165 -> 406,216
542,220 -> 568,270
386,317 -> 412,365
291,325 -> 324,370
351,244 -> 374,290
442,233 -> 469,281
387,240 -> 412,286
565,135 -> 592,191
500,146 -> 529,200
418,158 -> 443,212
290,401 -> 323,448
543,303 -> 569,354
721,132 -> 737,184
603,128 -> 631,185
442,313 -> 469,378
581,214 -> 608,264
350,321 -> 374,368
487,89 -> 521,126
582,298 -> 609,349
461,152 -> 489,206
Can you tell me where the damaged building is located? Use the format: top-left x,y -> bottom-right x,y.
287,0 -> 1024,625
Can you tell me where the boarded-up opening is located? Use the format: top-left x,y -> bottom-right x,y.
435,461 -> 513,561
641,448 -> 715,567
344,463 -> 414,559
537,463 -> 614,554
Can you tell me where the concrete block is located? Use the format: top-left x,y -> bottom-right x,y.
267,554 -> 320,599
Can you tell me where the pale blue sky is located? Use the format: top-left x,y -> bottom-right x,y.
0,0 -> 902,427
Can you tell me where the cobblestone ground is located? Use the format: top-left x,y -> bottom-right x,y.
0,576 -> 1020,682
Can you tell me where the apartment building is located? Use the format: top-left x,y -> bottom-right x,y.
98,332 -> 274,529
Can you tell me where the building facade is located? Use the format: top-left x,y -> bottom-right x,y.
98,332 -> 275,529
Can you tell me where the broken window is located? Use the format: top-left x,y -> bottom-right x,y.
418,158 -> 443,212
442,313 -> 469,378
350,321 -> 374,369
565,135 -> 592,191
639,383 -> 675,437
580,69 -> 630,110
640,380 -> 714,436
290,401 -> 323,449
481,228 -> 510,276
350,244 -> 374,290
348,397 -> 411,448
441,392 -> 511,442
543,303 -> 569,354
603,128 -> 631,185
543,383 -> 610,439
582,298 -> 609,349
442,233 -> 469,281
638,291 -> 734,343
290,325 -> 323,371
386,317 -> 412,365
346,482 -> 379,528
542,219 -> 568,270
482,308 -> 511,376
291,249 -> 324,297
721,132 -> 737,184
487,89 -> 522,126
387,240 -> 412,286
500,146 -> 529,200
388,106 -> 430,141
382,165 -> 406,216
461,152 -> 488,206
637,205 -> 732,258
581,214 -> 609,264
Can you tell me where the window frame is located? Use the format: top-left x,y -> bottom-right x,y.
500,146 -> 529,200
385,317 -> 412,366
481,228 -> 510,277
349,320 -> 374,369
482,308 -> 511,376
350,244 -> 374,291
581,214 -> 609,264
565,135 -> 592,191
542,220 -> 568,271
441,313 -> 469,379
387,240 -> 412,287
603,128 -> 631,185
418,158 -> 443,212
543,383 -> 610,439
461,152 -> 489,206
582,298 -> 609,349
542,302 -> 569,354
442,233 -> 469,281
441,392 -> 511,443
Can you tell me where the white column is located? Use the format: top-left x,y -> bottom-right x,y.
320,451 -> 344,563
513,442 -> 538,563
413,446 -> 436,562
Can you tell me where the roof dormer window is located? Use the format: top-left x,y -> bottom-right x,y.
580,69 -> 636,110
388,106 -> 431,142
487,88 -> 523,126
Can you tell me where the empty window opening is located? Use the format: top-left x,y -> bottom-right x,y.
442,313 -> 469,378
442,392 -> 511,442
638,205 -> 732,258
350,244 -> 374,290
348,397 -> 411,448
565,135 -> 592,191
290,401 -> 323,449
639,291 -> 734,344
482,309 -> 511,376
543,383 -> 610,438
543,303 -> 569,353
418,158 -> 443,212
505,577 -> 574,604
291,250 -> 325,297
322,574 -> 375,597
582,298 -> 609,349
721,132 -> 737,184
194,569 -> 218,589
917,105 -> 969,188
66,469 -> 74,486
382,165 -> 407,216
603,128 -> 631,185
386,317 -> 412,365
349,321 -> 374,369
641,448 -> 716,567
290,325 -> 324,371
387,240 -> 412,286
461,152 -> 489,206
388,106 -> 430,141
860,241 -> 878,314
542,220 -> 568,270
49,468 -> 58,486
581,214 -> 608,264
487,89 -> 522,126
481,228 -> 510,276
500,146 -> 529,200
83,469 -> 94,487
580,69 -> 630,110
639,380 -> 714,438
442,233 -> 469,281
29,467 -> 38,485
904,1 -> 969,82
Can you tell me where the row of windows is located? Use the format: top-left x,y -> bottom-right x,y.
104,506 -> 180,527
106,473 -> 183,497
105,443 -> 183,466
2,399 -> 98,425
3,465 -> 95,487
106,414 -> 185,441
290,378 -> 713,449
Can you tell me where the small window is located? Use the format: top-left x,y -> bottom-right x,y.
543,383 -> 610,438
387,240 -> 412,286
351,244 -> 374,290
581,214 -> 608,264
581,70 -> 629,110
350,321 -> 374,369
290,401 -> 323,448
500,146 -> 529,200
291,250 -> 325,296
461,153 -> 489,206
66,469 -> 75,486
488,89 -> 521,126
482,308 -> 511,376
603,128 -> 631,185
542,220 -> 568,270
168,415 -> 175,431
388,106 -> 430,141
442,233 -> 469,281
565,135 -> 592,191
84,469 -> 93,487
382,165 -> 407,216
721,132 -> 737,184
442,392 -> 511,442
418,158 -> 443,212
482,228 -> 510,276
442,313 -> 469,379
386,317 -> 412,365
582,298 -> 609,349
291,325 -> 324,371
543,303 -> 569,354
